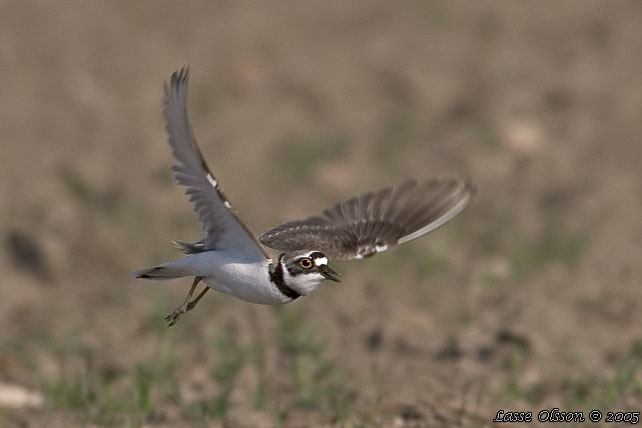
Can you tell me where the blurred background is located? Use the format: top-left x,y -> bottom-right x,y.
2,1 -> 642,427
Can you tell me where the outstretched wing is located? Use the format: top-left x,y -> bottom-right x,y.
259,179 -> 473,260
164,67 -> 267,260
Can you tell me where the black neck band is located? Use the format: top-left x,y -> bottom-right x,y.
270,255 -> 301,300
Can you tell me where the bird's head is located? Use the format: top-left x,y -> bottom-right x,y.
279,250 -> 341,296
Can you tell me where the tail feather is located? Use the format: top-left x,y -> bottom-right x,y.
131,265 -> 186,281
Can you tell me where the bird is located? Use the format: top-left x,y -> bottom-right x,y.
132,67 -> 474,326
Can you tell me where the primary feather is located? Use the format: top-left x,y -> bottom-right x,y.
164,67 -> 268,261
259,179 -> 473,260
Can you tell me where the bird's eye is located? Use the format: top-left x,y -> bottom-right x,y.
299,258 -> 313,269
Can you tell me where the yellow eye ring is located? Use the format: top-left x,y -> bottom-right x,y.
299,258 -> 313,269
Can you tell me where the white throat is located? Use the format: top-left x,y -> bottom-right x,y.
281,263 -> 325,296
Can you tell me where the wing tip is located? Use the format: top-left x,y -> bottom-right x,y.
395,177 -> 474,245
418,176 -> 476,205
461,176 -> 477,200
164,65 -> 190,100
171,65 -> 190,84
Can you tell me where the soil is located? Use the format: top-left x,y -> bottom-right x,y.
2,1 -> 642,427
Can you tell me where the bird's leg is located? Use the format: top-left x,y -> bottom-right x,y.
186,286 -> 209,312
165,276 -> 201,326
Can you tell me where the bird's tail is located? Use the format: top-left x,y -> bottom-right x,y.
131,265 -> 187,281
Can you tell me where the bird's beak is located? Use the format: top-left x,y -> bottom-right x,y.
319,265 -> 341,282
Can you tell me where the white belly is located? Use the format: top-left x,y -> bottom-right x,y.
168,252 -> 291,305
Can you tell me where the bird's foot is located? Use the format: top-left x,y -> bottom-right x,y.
164,306 -> 187,327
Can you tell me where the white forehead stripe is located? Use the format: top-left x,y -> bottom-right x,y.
314,257 -> 328,266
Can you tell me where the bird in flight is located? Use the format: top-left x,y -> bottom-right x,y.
132,67 -> 473,326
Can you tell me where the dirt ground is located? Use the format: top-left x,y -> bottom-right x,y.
2,1 -> 642,427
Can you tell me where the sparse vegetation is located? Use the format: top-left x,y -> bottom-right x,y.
4,2 -> 642,427
273,132 -> 347,184
509,228 -> 585,280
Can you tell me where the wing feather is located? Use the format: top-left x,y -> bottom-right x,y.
259,178 -> 473,260
164,68 -> 267,260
